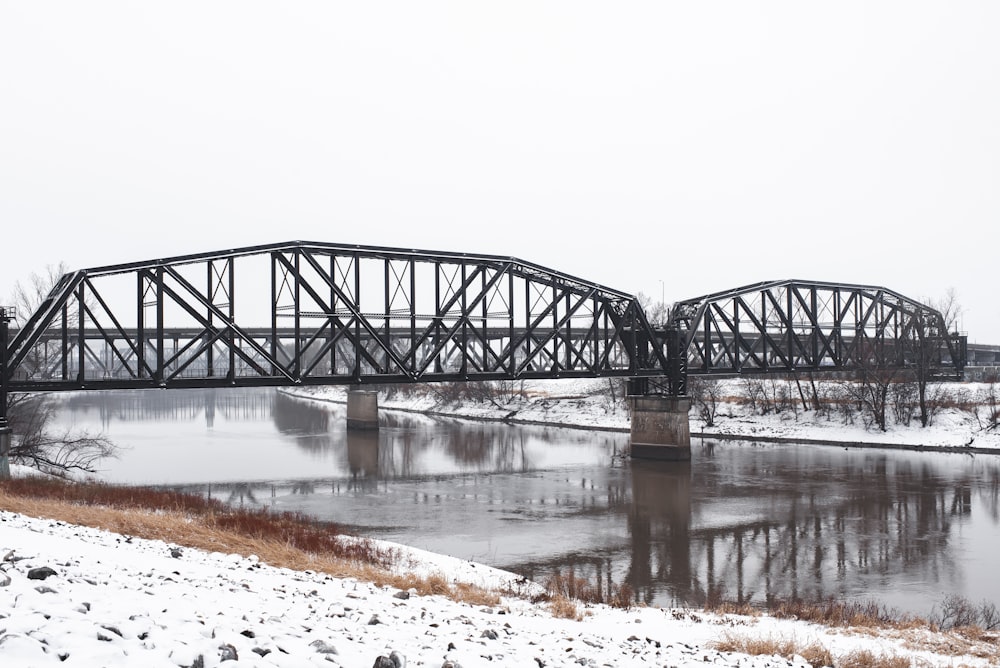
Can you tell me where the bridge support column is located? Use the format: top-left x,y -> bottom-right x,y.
0,423 -> 10,480
346,387 -> 379,431
629,396 -> 691,461
1,307 -> 11,480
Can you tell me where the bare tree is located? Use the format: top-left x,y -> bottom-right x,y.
635,292 -> 670,327
4,264 -> 118,477
10,262 -> 76,378
6,394 -> 116,477
840,339 -> 902,431
687,376 -> 720,427
906,289 -> 962,428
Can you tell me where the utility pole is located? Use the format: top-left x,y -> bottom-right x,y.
0,306 -> 13,479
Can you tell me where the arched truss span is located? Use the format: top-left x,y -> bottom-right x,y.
669,279 -> 967,379
4,241 -> 669,392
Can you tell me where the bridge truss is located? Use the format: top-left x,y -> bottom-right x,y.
2,241 -> 670,396
0,245 -> 967,416
671,279 -> 967,381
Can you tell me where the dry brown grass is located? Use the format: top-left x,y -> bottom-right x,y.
836,648 -> 910,668
549,594 -> 583,621
712,634 -> 924,668
0,479 -> 505,611
764,598 -> 921,630
711,633 -> 833,668
542,566 -> 634,610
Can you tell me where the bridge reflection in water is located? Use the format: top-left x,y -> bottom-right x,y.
455,445 -> 997,613
62,388 -> 1000,613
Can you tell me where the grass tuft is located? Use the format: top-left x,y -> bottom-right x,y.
837,648 -> 910,668
711,633 -> 832,668
549,594 -> 582,621
542,566 -> 634,610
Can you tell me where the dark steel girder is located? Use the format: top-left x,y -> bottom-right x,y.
671,279 -> 966,378
3,241 -> 669,396
2,246 -> 967,405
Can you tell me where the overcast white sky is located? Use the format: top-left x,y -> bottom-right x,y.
2,2 -> 998,340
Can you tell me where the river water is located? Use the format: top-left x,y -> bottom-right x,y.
52,387 -> 1000,617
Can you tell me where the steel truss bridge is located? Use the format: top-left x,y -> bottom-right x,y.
0,241 -> 967,414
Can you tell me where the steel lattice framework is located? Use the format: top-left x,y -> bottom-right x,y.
669,279 -> 967,381
3,241 -> 669,393
1,246 -> 968,416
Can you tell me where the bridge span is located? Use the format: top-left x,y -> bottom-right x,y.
0,241 -> 967,472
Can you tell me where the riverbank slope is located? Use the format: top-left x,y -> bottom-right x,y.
280,378 -> 1000,452
3,506 -> 998,668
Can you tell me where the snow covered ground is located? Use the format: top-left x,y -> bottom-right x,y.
5,379 -> 1000,666
282,378 -> 1000,452
3,509 -> 996,668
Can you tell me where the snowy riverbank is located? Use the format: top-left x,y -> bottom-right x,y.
5,380 -> 1000,666
3,509 -> 998,667
279,378 -> 1000,453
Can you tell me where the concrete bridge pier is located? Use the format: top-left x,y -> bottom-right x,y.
0,423 -> 11,480
346,387 -> 379,430
629,396 -> 691,461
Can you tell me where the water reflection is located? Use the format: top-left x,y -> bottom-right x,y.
52,388 -> 1000,615
619,444 -> 1000,611
65,388 -> 274,429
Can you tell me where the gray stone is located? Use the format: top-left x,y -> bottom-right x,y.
310,639 -> 339,655
218,643 -> 238,661
28,566 -> 57,580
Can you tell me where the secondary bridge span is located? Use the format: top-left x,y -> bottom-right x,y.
0,241 -> 967,466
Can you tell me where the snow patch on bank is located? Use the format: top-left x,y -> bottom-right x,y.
281,378 -> 1000,452
2,510 -> 993,667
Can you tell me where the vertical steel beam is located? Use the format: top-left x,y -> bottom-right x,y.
156,267 -> 165,384
786,286 -> 794,371
409,258 -> 416,373
137,273 -> 145,380
77,282 -> 86,383
270,253 -> 277,377
383,257 -> 390,373
460,260 -> 468,376
0,308 -> 10,480
227,257 -> 235,380
507,266 -> 515,376
61,302 -> 69,381
353,252 -> 361,380
294,248 -> 301,380
207,262 -> 215,378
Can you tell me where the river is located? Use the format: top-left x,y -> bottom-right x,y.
52,387 -> 1000,617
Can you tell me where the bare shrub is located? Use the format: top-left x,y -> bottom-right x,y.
741,376 -> 765,413
601,378 -> 627,414
930,594 -> 1000,632
889,380 -> 916,427
688,376 -> 721,427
